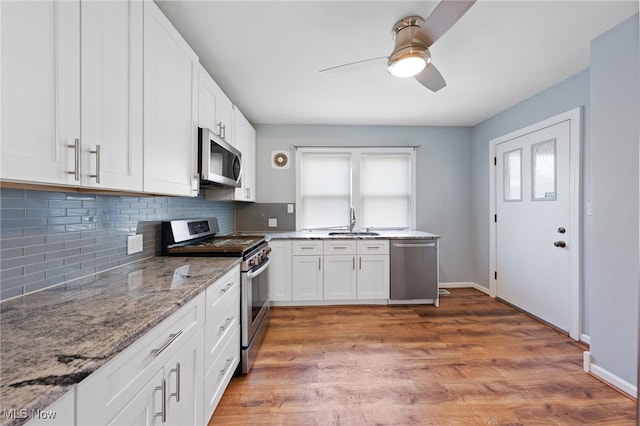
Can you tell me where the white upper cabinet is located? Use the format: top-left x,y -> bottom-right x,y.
1,0 -> 143,191
2,1 -> 80,186
143,1 -> 199,197
234,107 -> 256,202
80,1 -> 143,191
198,66 -> 234,146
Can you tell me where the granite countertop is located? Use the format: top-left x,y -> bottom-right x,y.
0,256 -> 240,426
266,230 -> 441,240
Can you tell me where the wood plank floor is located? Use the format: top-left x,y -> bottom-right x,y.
210,288 -> 636,425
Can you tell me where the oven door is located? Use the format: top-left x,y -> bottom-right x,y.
241,259 -> 270,347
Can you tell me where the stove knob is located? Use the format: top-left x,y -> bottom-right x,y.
249,258 -> 256,267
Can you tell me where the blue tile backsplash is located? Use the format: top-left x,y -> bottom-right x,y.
0,188 -> 234,301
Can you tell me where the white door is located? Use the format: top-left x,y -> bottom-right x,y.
495,120 -> 571,332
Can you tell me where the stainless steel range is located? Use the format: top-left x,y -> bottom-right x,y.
161,218 -> 270,374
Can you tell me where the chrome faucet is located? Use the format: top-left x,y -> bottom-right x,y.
349,206 -> 356,232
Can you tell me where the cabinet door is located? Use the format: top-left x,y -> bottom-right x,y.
1,1 -> 80,185
233,107 -> 256,202
324,255 -> 357,300
143,1 -> 199,196
217,93 -> 234,146
357,255 -> 390,300
269,241 -> 293,302
81,0 -> 143,191
165,328 -> 204,426
292,256 -> 323,301
107,369 -> 164,426
198,65 -> 217,131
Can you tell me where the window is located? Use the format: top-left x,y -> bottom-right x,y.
296,148 -> 416,231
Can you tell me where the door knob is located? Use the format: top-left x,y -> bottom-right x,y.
557,227 -> 566,234
554,241 -> 566,248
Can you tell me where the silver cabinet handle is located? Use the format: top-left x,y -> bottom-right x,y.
89,144 -> 101,183
220,358 -> 233,376
352,256 -> 355,270
150,330 -> 183,357
66,138 -> 80,181
359,257 -> 362,270
155,379 -> 167,423
219,317 -> 233,333
169,363 -> 181,403
220,282 -> 234,295
318,257 -> 321,270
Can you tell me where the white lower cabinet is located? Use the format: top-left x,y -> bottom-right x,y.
75,265 -> 241,426
356,241 -> 390,300
273,239 -> 389,304
268,240 -> 293,302
292,241 -> 324,301
323,240 -> 357,300
203,267 -> 240,421
108,328 -> 204,426
25,387 -> 75,426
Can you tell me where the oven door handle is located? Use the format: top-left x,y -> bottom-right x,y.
246,259 -> 271,279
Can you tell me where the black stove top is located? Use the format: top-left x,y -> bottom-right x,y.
161,219 -> 266,257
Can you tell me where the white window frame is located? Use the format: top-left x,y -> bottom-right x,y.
295,147 -> 416,231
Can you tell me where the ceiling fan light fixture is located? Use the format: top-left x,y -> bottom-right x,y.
387,15 -> 430,78
387,50 -> 427,78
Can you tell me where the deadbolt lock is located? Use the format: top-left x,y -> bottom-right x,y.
557,227 -> 566,234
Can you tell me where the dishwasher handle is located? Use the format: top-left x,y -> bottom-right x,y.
392,242 -> 436,248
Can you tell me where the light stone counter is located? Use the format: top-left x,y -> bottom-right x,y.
0,256 -> 239,426
266,230 -> 440,240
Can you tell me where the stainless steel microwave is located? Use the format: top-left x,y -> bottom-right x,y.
198,127 -> 242,187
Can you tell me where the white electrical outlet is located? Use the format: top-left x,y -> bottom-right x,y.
268,218 -> 278,228
127,234 -> 143,255
287,204 -> 294,214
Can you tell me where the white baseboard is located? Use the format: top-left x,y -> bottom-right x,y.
589,360 -> 638,398
580,334 -> 591,345
440,282 -> 490,295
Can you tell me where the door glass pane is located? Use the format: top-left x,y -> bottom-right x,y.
503,149 -> 522,201
532,139 -> 556,201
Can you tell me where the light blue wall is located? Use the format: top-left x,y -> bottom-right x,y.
589,14 -> 639,387
255,124 -> 474,283
470,70 -> 591,332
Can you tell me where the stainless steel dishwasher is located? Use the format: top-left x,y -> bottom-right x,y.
389,239 -> 439,306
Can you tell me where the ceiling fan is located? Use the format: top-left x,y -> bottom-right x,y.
319,0 -> 476,92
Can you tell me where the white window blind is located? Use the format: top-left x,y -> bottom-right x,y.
296,148 -> 416,231
299,153 -> 351,230
361,154 -> 411,229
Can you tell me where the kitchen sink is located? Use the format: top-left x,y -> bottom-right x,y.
327,231 -> 380,236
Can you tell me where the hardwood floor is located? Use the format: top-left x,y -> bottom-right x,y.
210,288 -> 636,425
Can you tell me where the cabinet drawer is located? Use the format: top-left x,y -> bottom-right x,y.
292,240 -> 323,255
204,285 -> 239,371
205,266 -> 240,322
357,240 -> 389,255
324,240 -> 356,255
204,327 -> 240,420
76,292 -> 205,425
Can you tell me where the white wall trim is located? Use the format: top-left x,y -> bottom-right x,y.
580,334 -> 591,345
589,361 -> 638,398
440,282 -> 490,295
488,107 -> 582,341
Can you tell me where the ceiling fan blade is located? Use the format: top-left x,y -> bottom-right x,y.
414,64 -> 446,92
319,56 -> 388,73
415,0 -> 476,47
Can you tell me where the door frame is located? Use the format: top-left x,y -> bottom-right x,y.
489,107 -> 582,340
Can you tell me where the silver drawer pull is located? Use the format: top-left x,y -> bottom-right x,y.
219,317 -> 233,333
219,282 -> 234,294
151,330 -> 183,357
300,246 -> 315,250
220,358 -> 233,376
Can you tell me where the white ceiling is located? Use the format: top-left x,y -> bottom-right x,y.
156,0 -> 638,127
